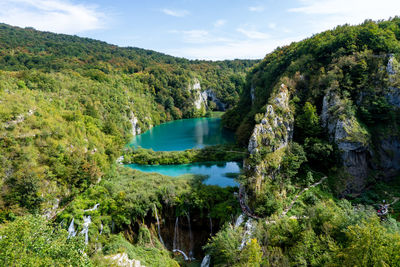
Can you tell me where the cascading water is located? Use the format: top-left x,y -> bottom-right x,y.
187,212 -> 195,260
201,254 -> 211,267
173,249 -> 189,261
235,214 -> 244,228
153,204 -> 165,247
233,214 -> 255,250
200,216 -> 214,267
84,203 -> 100,212
173,217 -> 179,250
99,223 -> 103,235
68,218 -> 76,238
80,216 -> 91,244
240,218 -> 255,249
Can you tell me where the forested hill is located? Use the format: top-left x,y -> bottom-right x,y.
210,18 -> 400,266
0,23 -> 254,73
0,23 -> 257,218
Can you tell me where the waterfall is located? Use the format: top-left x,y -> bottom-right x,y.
68,218 -> 76,238
201,254 -> 211,267
235,214 -> 244,228
173,217 -> 179,250
84,203 -> 100,212
80,215 -> 91,244
240,218 -> 255,249
99,223 -> 103,235
234,214 -> 255,250
187,212 -> 194,260
153,204 -> 165,247
172,249 -> 189,261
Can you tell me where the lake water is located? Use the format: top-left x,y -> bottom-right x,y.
128,117 -> 234,151
126,118 -> 240,187
127,162 -> 240,187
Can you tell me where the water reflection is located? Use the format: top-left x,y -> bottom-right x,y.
127,161 -> 240,187
129,118 -> 234,151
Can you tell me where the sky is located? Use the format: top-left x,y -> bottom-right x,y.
0,0 -> 400,60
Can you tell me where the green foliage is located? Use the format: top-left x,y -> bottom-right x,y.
96,234 -> 178,267
0,215 -> 90,266
208,200 -> 400,266
0,23 -> 257,215
239,238 -> 263,267
203,225 -> 242,266
58,166 -> 239,231
295,102 -> 321,140
122,144 -> 247,165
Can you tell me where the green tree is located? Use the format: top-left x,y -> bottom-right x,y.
239,238 -> 263,267
0,215 -> 91,266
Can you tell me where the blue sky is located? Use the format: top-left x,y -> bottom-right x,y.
1,0 -> 400,60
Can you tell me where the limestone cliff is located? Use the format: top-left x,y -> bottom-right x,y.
246,84 -> 294,191
188,79 -> 206,114
201,89 -> 227,111
321,90 -> 371,193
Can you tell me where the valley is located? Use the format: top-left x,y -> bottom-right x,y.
1,17 -> 400,267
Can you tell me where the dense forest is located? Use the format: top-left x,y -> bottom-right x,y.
216,18 -> 400,265
0,23 -> 256,216
1,16 -> 400,267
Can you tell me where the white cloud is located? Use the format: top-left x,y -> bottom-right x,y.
237,27 -> 269,39
290,0 -> 400,31
164,37 -> 299,60
268,23 -> 277,29
162,8 -> 190,17
182,30 -> 209,43
169,29 -> 232,44
214,19 -> 226,27
248,6 -> 265,12
0,0 -> 104,34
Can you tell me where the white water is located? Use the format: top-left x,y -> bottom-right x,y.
201,254 -> 211,267
240,218 -> 255,249
153,204 -> 165,247
187,212 -> 195,260
234,214 -> 244,228
80,216 -> 91,244
84,203 -> 100,212
99,223 -> 103,235
68,218 -> 76,238
233,214 -> 255,250
173,249 -> 189,261
173,217 -> 179,250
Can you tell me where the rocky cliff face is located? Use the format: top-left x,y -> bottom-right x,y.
246,84 -> 293,191
129,112 -> 141,136
321,91 -> 371,193
319,54 -> 400,193
201,89 -> 227,111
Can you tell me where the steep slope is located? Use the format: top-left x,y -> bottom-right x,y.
225,18 -> 400,204
202,18 -> 400,267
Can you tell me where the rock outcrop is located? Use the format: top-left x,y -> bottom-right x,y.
129,112 -> 141,136
320,54 -> 400,193
248,84 -> 293,155
246,84 -> 293,191
201,89 -> 227,111
321,90 -> 371,193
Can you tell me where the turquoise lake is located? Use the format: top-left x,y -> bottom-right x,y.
126,118 -> 240,187
128,117 -> 234,151
127,162 -> 240,187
